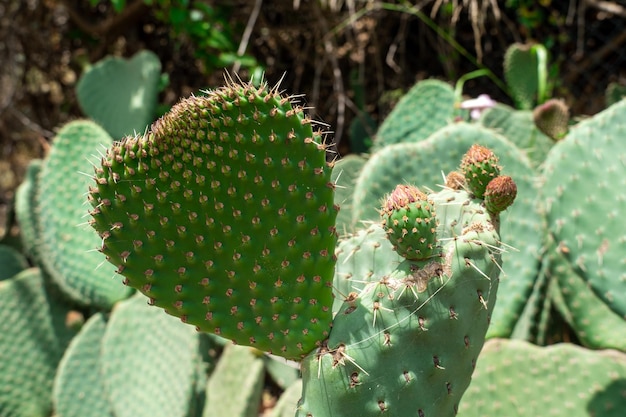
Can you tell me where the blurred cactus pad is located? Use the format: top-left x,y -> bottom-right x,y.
88,79 -> 339,360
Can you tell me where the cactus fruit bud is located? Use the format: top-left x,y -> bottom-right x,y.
380,185 -> 438,260
460,144 -> 501,198
484,175 -> 517,214
445,171 -> 466,190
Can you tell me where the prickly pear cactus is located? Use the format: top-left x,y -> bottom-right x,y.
458,339 -> 626,417
541,98 -> 626,348
348,124 -> 540,340
88,79 -> 338,360
478,103 -> 554,167
77,50 -> 162,139
37,120 -> 134,309
297,149 -> 514,417
373,79 -> 455,150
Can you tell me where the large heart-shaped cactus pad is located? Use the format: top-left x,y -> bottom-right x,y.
88,80 -> 339,360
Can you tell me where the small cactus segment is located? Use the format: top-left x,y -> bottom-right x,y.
88,80 -> 338,360
373,79 -> 455,150
76,50 -> 162,139
0,244 -> 28,281
460,144 -> 501,199
202,345 -> 265,417
53,313 -> 113,417
503,43 -> 540,109
542,99 -> 626,321
483,175 -> 517,214
298,186 -> 504,417
271,379 -> 303,417
101,294 -> 200,417
333,224 -> 403,314
0,268 -> 78,417
458,339 -> 626,417
380,184 -> 439,260
533,98 -> 570,140
38,120 -> 133,308
14,159 -> 43,262
331,154 -> 367,235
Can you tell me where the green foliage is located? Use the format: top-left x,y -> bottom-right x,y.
146,0 -> 262,75
10,71 -> 626,416
76,50 -> 163,139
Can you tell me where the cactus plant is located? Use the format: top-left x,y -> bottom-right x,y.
0,268 -> 78,417
540,98 -> 626,349
82,76 -> 520,416
53,313 -> 113,417
297,174 -> 509,416
478,103 -> 554,167
88,79 -> 339,360
101,294 -> 200,417
0,244 -> 28,281
458,338 -> 626,417
76,50 -> 163,139
373,79 -> 456,150
37,120 -> 133,308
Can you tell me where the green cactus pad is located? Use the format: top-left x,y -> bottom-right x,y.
542,99 -> 626,320
458,339 -> 626,417
0,244 -> 28,281
0,268 -> 77,417
202,344 -> 265,417
76,50 -> 162,139
101,294 -> 200,417
38,120 -> 133,308
479,103 -> 554,167
89,80 -> 338,360
503,43 -> 539,109
350,124 -> 540,339
53,313 -> 114,417
331,154 -> 367,236
333,224 -> 404,314
298,189 -> 502,417
381,184 -> 439,260
14,159 -> 43,262
271,379 -> 303,417
546,235 -> 626,351
460,144 -> 501,199
373,79 -> 455,150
